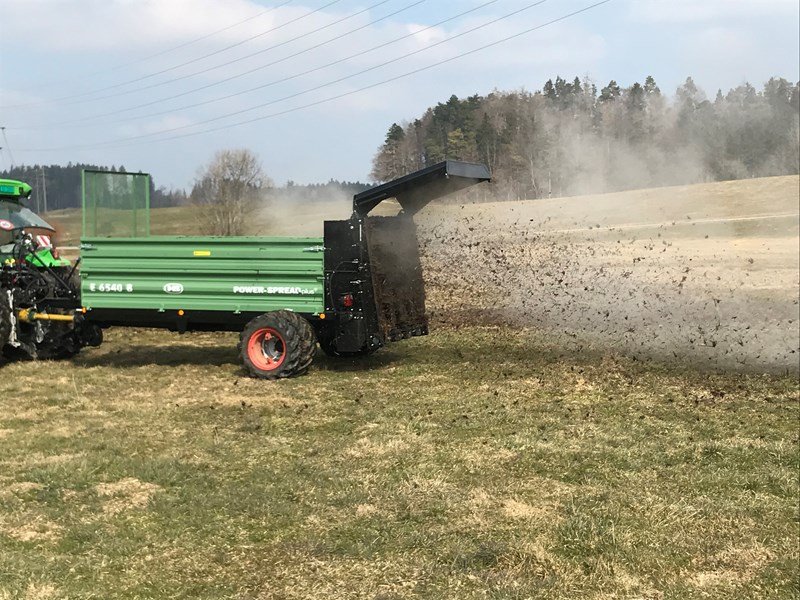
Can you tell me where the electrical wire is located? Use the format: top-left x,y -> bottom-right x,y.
19,0 -> 613,153
13,0 -> 431,128
12,0 -> 294,92
18,0 -> 547,139
2,0 -> 345,109
22,0 -> 499,130
42,0 -> 549,141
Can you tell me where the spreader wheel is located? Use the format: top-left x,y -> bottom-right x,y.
240,311 -> 316,379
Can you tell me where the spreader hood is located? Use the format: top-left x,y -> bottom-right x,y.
353,160 -> 491,217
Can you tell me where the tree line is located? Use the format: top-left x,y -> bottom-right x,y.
0,162 -> 370,216
370,76 -> 800,199
0,163 -> 187,211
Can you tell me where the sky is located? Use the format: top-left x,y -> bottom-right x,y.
0,0 -> 798,189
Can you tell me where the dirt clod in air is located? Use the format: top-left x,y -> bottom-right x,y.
416,177 -> 800,373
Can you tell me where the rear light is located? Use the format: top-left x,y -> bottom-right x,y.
341,293 -> 354,308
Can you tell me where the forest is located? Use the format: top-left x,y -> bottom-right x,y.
371,76 -> 800,199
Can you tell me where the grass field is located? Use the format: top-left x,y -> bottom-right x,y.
4,176 -> 797,598
0,328 -> 798,599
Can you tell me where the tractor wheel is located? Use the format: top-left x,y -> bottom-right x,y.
37,340 -> 81,361
0,293 -> 11,347
2,339 -> 79,362
2,344 -> 31,362
240,311 -> 316,379
318,336 -> 378,358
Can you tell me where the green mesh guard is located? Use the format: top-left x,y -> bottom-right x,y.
82,170 -> 150,238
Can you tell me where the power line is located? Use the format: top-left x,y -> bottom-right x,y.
37,0 -> 550,142
0,128 -> 14,166
106,0 -> 553,138
65,0 -> 377,105
24,0 -> 489,130
115,0 -> 504,124
19,0 -> 613,153
12,0 -> 427,128
12,0 -> 295,92
2,0 -> 345,109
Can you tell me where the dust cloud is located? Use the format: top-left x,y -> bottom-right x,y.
250,187 -> 353,237
416,176 -> 800,374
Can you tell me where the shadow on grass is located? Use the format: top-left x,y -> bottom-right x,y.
76,341 -> 401,373
70,327 -> 745,384
77,343 -> 240,368
313,350 -> 400,373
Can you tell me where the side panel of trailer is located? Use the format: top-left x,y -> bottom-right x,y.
80,236 -> 325,318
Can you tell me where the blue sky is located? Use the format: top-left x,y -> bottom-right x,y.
1,0 -> 798,189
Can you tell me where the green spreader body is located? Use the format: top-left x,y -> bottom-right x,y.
80,236 -> 325,330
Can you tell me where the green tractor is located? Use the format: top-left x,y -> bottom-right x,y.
0,178 -> 101,360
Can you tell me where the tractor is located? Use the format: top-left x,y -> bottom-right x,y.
0,178 -> 102,360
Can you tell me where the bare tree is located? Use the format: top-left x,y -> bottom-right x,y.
191,149 -> 271,235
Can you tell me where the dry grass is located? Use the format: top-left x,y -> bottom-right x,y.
0,327 -> 797,599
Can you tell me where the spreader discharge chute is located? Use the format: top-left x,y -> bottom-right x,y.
323,161 -> 491,355
352,160 -> 491,216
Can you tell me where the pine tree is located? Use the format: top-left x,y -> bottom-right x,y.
599,80 -> 621,102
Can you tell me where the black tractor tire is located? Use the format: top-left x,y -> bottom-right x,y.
240,311 -> 316,379
2,344 -> 32,362
37,341 -> 81,361
318,336 -> 379,358
2,339 -> 79,362
0,293 -> 11,348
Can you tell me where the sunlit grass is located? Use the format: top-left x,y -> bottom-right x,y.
0,327 -> 797,599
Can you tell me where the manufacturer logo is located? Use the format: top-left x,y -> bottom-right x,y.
0,219 -> 14,231
163,283 -> 184,294
233,285 -> 316,295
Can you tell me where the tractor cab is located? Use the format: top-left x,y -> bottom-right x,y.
0,178 -> 68,268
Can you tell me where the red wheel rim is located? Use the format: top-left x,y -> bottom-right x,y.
246,327 -> 286,371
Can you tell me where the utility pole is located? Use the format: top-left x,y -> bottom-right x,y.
0,127 -> 13,167
41,166 -> 48,214
32,169 -> 40,213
